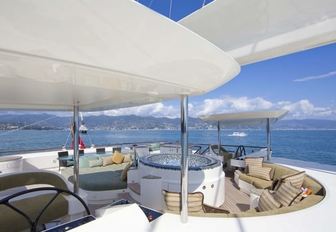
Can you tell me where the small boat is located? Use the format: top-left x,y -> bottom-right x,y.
228,132 -> 247,137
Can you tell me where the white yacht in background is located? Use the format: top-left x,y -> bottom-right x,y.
228,132 -> 247,137
0,0 -> 335,231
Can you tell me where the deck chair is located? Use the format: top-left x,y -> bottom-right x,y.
96,147 -> 106,154
162,190 -> 229,214
58,151 -> 74,171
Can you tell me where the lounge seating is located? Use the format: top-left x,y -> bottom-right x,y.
234,162 -> 324,196
65,153 -> 133,191
58,151 -> 74,171
0,171 -> 84,232
162,190 -> 229,214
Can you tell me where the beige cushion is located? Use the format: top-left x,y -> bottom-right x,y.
248,166 -> 272,181
102,156 -> 113,166
274,182 -> 302,207
245,157 -> 263,167
120,162 -> 132,182
245,157 -> 264,173
163,191 -> 204,213
258,190 -> 281,212
275,171 -> 305,190
238,172 -> 273,189
123,154 -> 132,163
112,151 -> 124,164
89,159 -> 103,168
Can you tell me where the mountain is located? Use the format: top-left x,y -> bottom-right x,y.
0,114 -> 335,130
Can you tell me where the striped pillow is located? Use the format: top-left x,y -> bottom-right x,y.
258,190 -> 281,212
245,157 -> 264,173
275,171 -> 306,190
162,191 -> 204,213
245,157 -> 263,167
248,166 -> 272,181
274,182 -> 302,207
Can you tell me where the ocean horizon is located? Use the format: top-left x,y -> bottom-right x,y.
1,129 -> 335,166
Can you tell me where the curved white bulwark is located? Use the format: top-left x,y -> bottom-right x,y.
200,110 -> 288,126
180,0 -> 336,65
0,0 -> 240,111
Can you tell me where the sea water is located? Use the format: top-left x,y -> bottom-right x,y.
0,129 -> 335,166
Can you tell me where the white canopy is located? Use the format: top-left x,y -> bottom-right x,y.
0,0 -> 239,111
200,110 -> 288,126
180,0 -> 336,65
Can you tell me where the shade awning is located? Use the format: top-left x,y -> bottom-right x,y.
200,110 -> 288,126
180,0 -> 336,65
0,0 -> 240,111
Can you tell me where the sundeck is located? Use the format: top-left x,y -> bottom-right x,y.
0,0 -> 336,231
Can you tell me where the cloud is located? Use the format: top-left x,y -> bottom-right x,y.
99,103 -> 179,119
84,96 -> 335,120
277,99 -> 335,119
293,70 -> 336,82
193,96 -> 273,117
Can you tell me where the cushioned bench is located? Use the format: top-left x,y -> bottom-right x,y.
234,162 -> 324,195
67,163 -> 129,191
169,163 -> 325,218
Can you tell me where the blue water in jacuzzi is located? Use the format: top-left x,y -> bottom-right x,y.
140,154 -> 220,171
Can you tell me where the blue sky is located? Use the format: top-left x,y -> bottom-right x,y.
108,0 -> 336,120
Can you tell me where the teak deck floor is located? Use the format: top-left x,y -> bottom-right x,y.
220,172 -> 250,213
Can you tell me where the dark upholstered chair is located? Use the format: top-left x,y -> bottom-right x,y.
96,147 -> 106,154
58,151 -> 74,171
112,147 -> 122,153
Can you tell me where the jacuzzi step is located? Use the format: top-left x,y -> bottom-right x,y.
128,183 -> 141,195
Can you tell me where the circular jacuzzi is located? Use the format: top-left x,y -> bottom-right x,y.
140,154 -> 220,170
137,154 -> 225,207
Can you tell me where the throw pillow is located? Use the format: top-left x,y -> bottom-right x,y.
274,171 -> 306,190
112,151 -> 124,164
244,157 -> 264,173
248,166 -> 273,181
273,182 -> 302,207
258,190 -> 282,212
89,158 -> 103,168
245,157 -> 263,167
123,154 -> 132,163
102,156 -> 113,166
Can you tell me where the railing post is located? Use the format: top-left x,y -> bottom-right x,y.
73,104 -> 80,194
266,118 -> 271,161
180,95 -> 189,223
217,121 -> 221,156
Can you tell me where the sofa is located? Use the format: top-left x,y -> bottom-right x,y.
234,162 -> 324,196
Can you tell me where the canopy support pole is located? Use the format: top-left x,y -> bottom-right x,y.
217,121 -> 221,156
266,118 -> 271,161
180,95 -> 189,223
73,104 -> 80,194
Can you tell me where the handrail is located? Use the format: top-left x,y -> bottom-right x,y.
0,141 -> 266,156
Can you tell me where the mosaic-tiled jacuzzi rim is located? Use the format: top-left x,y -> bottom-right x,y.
139,154 -> 221,170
